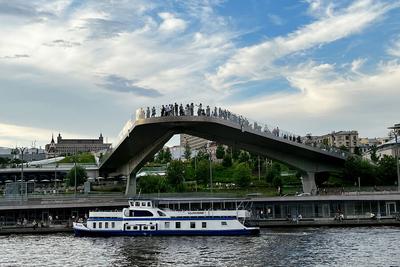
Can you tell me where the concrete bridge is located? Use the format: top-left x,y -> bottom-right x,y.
100,115 -> 348,195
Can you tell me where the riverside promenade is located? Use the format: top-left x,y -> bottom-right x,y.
1,192 -> 400,234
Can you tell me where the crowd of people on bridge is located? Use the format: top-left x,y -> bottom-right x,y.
135,103 -> 305,145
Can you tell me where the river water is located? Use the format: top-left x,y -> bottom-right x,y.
0,227 -> 399,266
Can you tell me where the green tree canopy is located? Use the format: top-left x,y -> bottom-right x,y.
238,151 -> 250,163
216,145 -> 225,159
184,142 -> 192,161
138,175 -> 168,193
166,160 -> 185,190
233,162 -> 252,187
370,145 -> 380,163
222,155 -> 232,167
377,155 -> 397,185
266,162 -> 281,183
195,159 -> 210,184
66,165 -> 88,187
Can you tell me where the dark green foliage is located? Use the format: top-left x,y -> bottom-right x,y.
238,151 -> 250,163
196,150 -> 209,161
272,176 -> 283,188
66,165 -> 87,187
266,163 -> 281,183
222,155 -> 232,167
233,162 -> 251,187
195,159 -> 210,184
216,145 -> 225,159
343,156 -> 376,185
354,146 -> 361,156
138,175 -> 168,193
377,155 -> 397,185
184,143 -> 191,161
166,160 -> 185,190
370,145 -> 380,163
155,148 -> 172,164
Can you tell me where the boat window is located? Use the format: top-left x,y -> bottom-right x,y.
147,202 -> 151,207
99,222 -> 103,228
105,222 -> 109,228
190,222 -> 196,229
157,211 -> 166,217
93,222 -> 96,229
135,201 -> 140,207
126,226 -> 131,230
165,222 -> 170,229
133,210 -> 154,217
141,202 -> 146,206
202,222 -> 207,228
175,222 -> 181,229
111,222 -> 115,228
133,226 -> 138,230
143,226 -> 148,230
150,226 -> 155,230
221,221 -> 227,226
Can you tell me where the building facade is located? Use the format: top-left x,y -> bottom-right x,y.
180,134 -> 209,151
304,131 -> 359,153
45,133 -> 111,157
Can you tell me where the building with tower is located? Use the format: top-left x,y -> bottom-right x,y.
45,133 -> 111,157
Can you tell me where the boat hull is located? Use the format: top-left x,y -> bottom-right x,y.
74,228 -> 260,237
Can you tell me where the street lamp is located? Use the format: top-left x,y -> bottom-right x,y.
388,123 -> 400,191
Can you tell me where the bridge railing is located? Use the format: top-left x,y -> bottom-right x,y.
133,105 -> 351,158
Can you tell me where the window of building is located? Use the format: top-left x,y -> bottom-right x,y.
111,222 -> 115,228
165,222 -> 170,229
221,221 -> 227,226
105,222 -> 109,228
202,222 -> 207,228
99,222 -> 102,228
190,222 -> 196,229
175,222 -> 181,229
93,222 -> 96,229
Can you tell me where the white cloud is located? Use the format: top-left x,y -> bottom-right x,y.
158,12 -> 187,33
229,60 -> 400,137
0,122 -> 92,148
208,0 -> 398,90
387,36 -> 400,57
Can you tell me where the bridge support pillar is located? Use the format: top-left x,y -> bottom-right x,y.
302,172 -> 317,195
125,172 -> 137,196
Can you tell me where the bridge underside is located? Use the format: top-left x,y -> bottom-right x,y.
100,116 -> 346,195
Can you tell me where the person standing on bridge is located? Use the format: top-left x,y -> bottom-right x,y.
190,103 -> 194,116
206,105 -> 210,116
174,103 -> 178,115
151,106 -> 156,117
161,105 -> 165,117
146,107 -> 150,118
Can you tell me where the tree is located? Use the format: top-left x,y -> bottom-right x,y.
377,155 -> 397,185
184,142 -> 191,161
195,159 -> 210,184
354,146 -> 361,156
222,155 -> 232,167
66,165 -> 87,187
343,156 -> 376,185
238,151 -> 250,163
166,160 -> 185,191
233,162 -> 252,187
216,145 -> 225,159
266,162 -> 281,183
370,145 -> 380,163
164,147 -> 172,163
138,175 -> 168,193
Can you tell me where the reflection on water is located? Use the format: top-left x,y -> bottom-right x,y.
1,227 -> 400,266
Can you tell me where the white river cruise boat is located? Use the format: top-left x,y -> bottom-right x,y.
73,200 -> 259,236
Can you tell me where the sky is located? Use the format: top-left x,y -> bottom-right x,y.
0,0 -> 399,149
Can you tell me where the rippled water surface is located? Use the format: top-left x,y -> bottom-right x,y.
1,227 -> 400,266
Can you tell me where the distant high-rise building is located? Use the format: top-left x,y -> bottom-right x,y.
180,134 -> 209,151
45,133 -> 111,157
